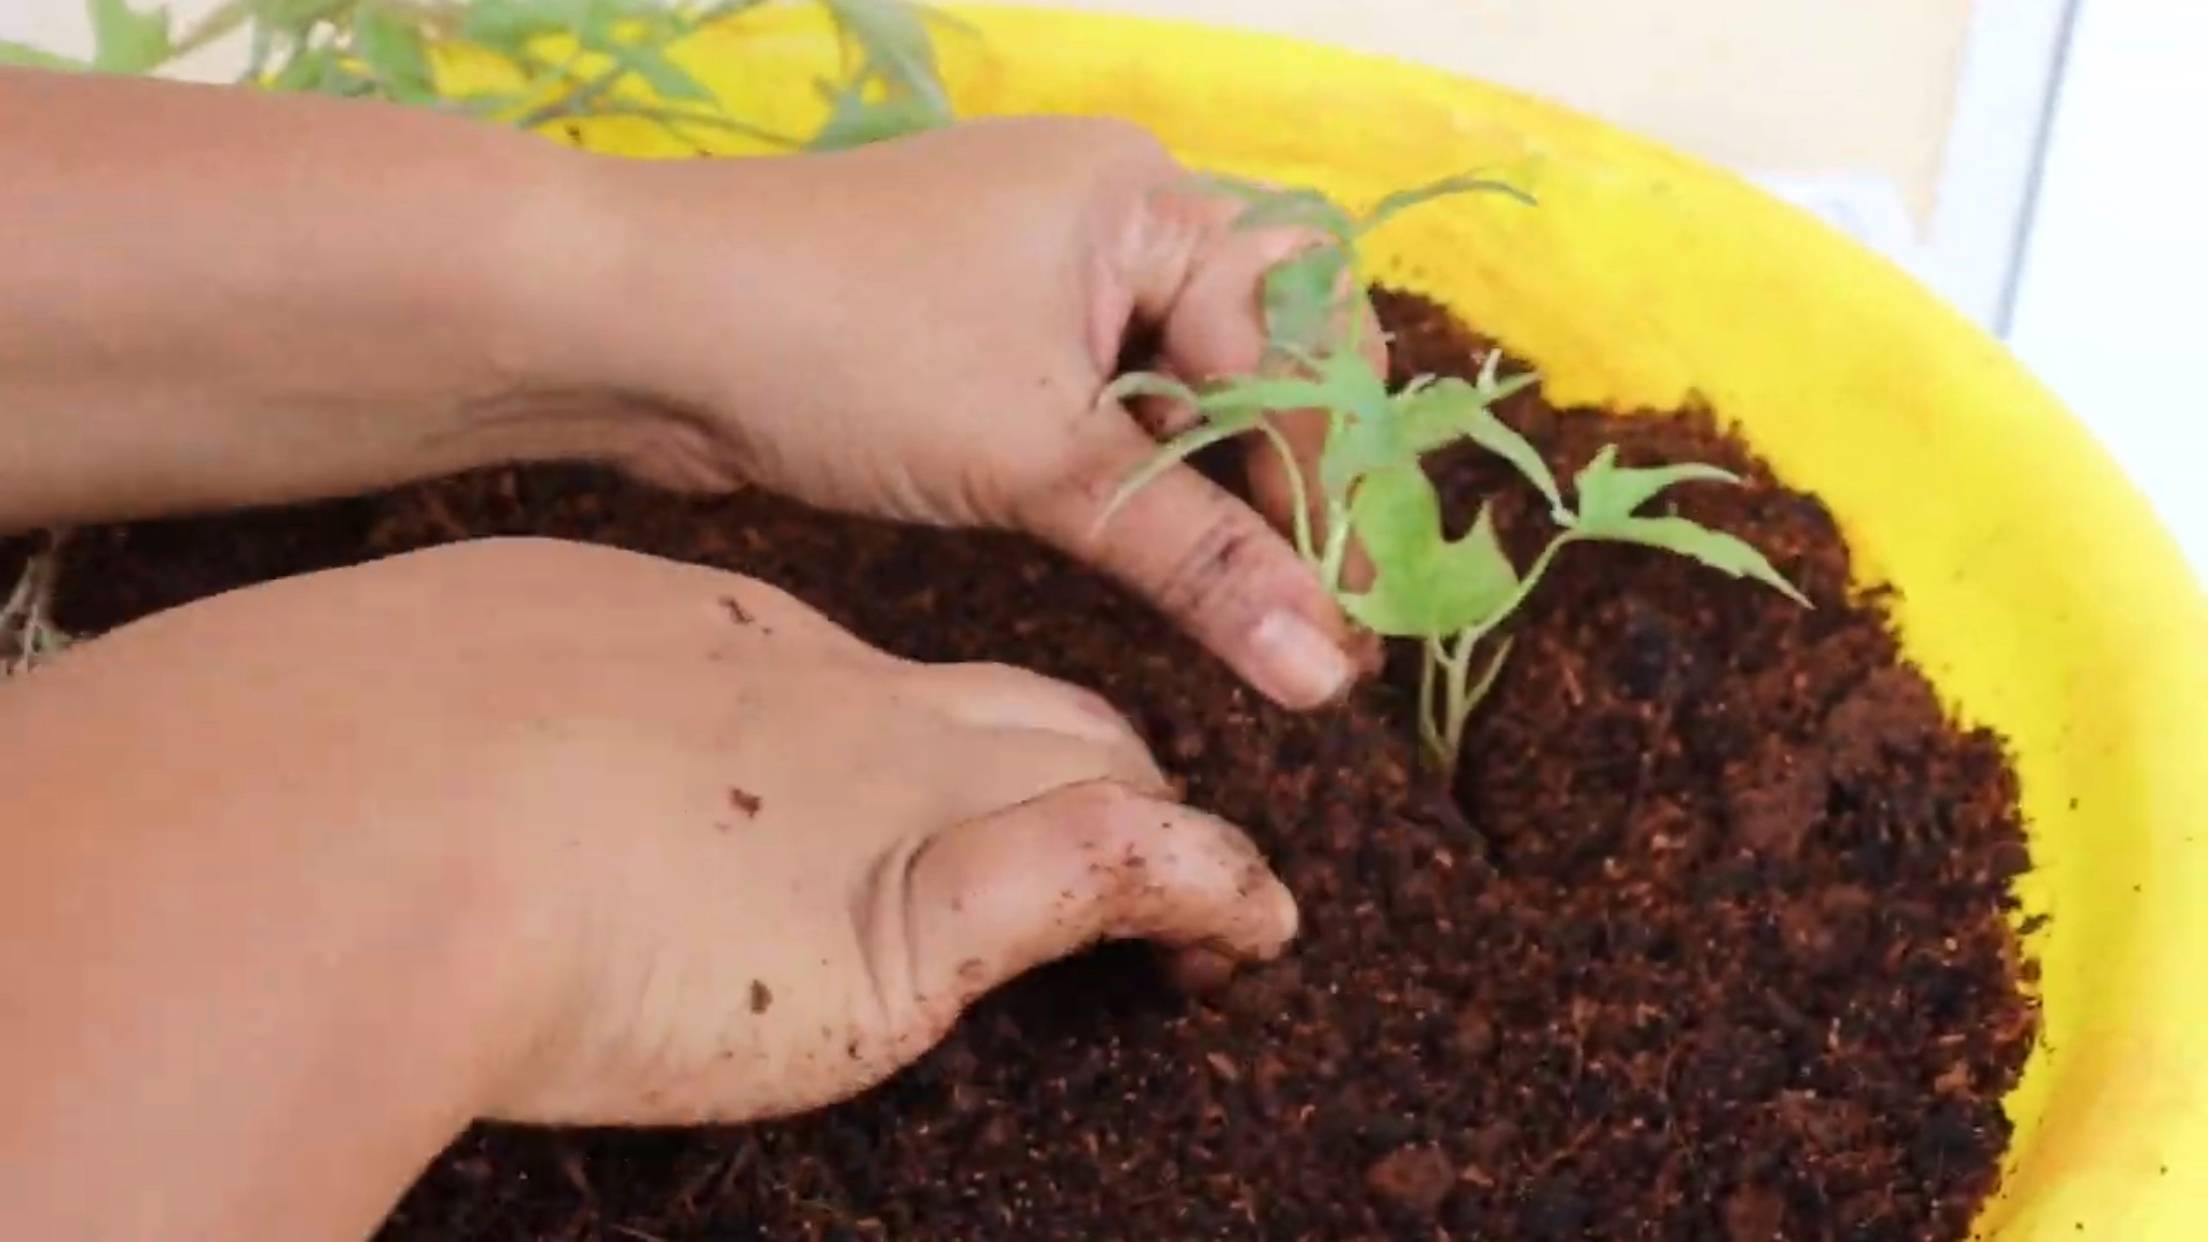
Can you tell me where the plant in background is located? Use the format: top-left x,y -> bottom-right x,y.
0,1 -> 955,148
1106,176 -> 1807,775
0,0 -> 958,673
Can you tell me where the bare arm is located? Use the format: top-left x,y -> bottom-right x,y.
0,67 -> 636,529
1,68 -> 1362,705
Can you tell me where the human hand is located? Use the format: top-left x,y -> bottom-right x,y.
2,538 -> 1292,1147
568,117 -> 1381,709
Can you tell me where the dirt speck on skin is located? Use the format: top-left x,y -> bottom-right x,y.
49,289 -> 2036,1241
728,787 -> 762,818
719,594 -> 751,625
749,980 -> 773,1015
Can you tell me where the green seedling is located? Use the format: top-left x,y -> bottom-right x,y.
1,0 -> 957,150
1105,176 -> 1807,775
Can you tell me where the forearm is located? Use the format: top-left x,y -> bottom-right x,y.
0,68 -> 652,530
0,618 -> 524,1239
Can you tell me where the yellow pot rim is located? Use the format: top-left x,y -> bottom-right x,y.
455,4 -> 2208,1235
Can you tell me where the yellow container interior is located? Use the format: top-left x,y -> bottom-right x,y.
445,4 -> 2208,1235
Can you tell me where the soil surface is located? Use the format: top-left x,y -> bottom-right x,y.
50,291 -> 2037,1240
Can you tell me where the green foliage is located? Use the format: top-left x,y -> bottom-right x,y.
1567,446 -> 1809,604
1201,170 -> 1531,357
805,0 -> 959,150
3,0 -> 955,150
1343,466 -> 1515,639
1106,175 -> 1807,776
88,0 -> 175,73
0,40 -> 85,70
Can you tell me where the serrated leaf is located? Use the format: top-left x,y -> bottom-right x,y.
1361,172 -> 1535,236
1392,377 -> 1563,513
1344,466 -> 1519,637
1,39 -> 86,70
1576,515 -> 1809,605
1570,444 -> 1741,528
87,0 -> 172,74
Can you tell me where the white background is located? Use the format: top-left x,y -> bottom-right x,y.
7,0 -> 2203,578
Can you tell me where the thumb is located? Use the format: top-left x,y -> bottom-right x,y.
909,779 -> 1298,1019
1022,420 -> 1357,709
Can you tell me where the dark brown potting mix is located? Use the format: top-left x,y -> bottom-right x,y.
44,291 -> 2038,1240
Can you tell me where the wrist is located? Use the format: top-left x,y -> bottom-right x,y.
398,140 -> 699,486
453,146 -> 777,490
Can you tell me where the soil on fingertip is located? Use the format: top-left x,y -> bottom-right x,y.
51,290 -> 2038,1240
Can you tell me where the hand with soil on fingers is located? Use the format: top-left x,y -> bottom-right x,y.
0,539 -> 1296,1239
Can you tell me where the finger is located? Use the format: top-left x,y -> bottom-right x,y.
1122,182 -> 1390,594
1021,421 -> 1356,710
1124,389 -> 1202,440
909,780 -> 1298,1013
921,661 -> 1148,752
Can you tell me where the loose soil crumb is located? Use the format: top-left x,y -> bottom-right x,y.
49,290 -> 2037,1240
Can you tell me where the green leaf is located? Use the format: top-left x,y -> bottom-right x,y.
353,8 -> 433,98
1575,515 -> 1809,605
1344,466 -> 1520,637
0,40 -> 87,70
805,81 -> 945,149
1569,444 -> 1740,528
269,43 -> 342,91
87,0 -> 173,74
1360,172 -> 1535,235
825,0 -> 950,111
1102,418 -> 1254,521
1319,416 -> 1404,498
1392,377 -> 1563,514
609,41 -> 712,103
462,0 -> 564,47
1261,247 -> 1350,355
1308,350 -> 1414,493
1191,377 -> 1338,421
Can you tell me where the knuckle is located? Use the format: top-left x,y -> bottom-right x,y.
847,834 -> 932,1039
1057,777 -> 1149,842
1051,773 -> 1156,861
1153,508 -> 1272,626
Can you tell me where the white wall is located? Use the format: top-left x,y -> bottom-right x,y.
1045,0 -> 1977,219
2006,1 -> 2208,575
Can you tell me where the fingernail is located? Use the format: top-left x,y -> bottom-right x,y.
1249,611 -> 1355,708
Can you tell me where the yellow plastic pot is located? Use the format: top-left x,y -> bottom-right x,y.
448,5 -> 2208,1235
